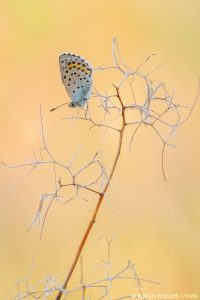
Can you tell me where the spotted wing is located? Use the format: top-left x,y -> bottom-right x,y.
59,53 -> 93,107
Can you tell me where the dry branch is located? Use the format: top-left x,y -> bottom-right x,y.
3,39 -> 199,300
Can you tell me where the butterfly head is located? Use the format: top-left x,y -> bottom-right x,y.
68,102 -> 75,108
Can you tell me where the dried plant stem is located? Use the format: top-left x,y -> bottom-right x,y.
4,40 -> 198,299
55,87 -> 126,300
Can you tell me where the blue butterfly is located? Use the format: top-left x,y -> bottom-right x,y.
59,53 -> 93,107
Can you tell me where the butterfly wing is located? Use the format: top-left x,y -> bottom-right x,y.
59,53 -> 93,107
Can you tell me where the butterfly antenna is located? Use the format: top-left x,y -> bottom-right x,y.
50,102 -> 68,112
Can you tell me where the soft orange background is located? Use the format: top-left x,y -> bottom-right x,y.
0,0 -> 200,298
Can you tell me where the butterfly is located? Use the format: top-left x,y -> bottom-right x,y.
59,53 -> 93,107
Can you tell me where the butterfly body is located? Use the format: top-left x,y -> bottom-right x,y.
59,53 -> 93,107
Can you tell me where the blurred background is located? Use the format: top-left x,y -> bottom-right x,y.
0,0 -> 200,298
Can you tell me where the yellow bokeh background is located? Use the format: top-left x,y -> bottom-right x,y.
0,0 -> 200,298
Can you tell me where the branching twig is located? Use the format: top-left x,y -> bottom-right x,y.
55,85 -> 126,299
7,241 -> 159,300
3,39 -> 199,300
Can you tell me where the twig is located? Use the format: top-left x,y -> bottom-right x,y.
3,39 -> 198,300
55,86 -> 126,299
